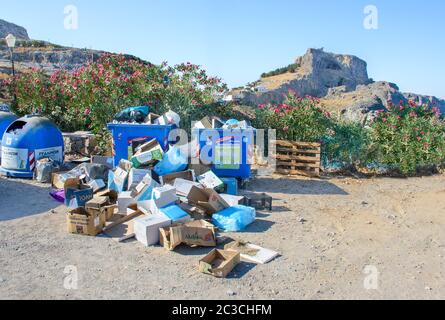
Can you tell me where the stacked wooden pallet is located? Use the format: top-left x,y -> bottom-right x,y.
272,140 -> 321,177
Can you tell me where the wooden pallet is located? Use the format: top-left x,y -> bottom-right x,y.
272,140 -> 321,177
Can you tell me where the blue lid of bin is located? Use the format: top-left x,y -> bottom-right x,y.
0,115 -> 64,178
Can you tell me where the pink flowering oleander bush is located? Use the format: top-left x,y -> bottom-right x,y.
367,101 -> 445,175
6,54 -> 228,153
254,93 -> 445,176
254,92 -> 334,142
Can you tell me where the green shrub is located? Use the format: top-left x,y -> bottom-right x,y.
367,102 -> 445,175
261,63 -> 300,78
322,121 -> 369,168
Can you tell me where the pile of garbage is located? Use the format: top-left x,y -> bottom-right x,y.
38,110 -> 276,278
111,106 -> 181,127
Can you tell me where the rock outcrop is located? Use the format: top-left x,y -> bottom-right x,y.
234,48 -> 445,121
0,19 -> 29,40
235,48 -> 372,105
0,45 -> 105,76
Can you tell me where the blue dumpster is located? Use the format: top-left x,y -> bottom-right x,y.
107,123 -> 176,168
0,111 -> 18,162
0,115 -> 64,178
193,128 -> 255,179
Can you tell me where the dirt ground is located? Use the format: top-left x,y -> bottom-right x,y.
0,173 -> 444,300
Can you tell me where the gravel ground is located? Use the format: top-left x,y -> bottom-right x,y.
0,174 -> 444,300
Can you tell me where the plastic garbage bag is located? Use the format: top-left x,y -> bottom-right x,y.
67,163 -> 109,183
165,110 -> 181,127
49,189 -> 65,203
153,146 -> 188,176
114,106 -> 150,123
212,205 -> 256,232
35,158 -> 60,183
224,119 -> 240,128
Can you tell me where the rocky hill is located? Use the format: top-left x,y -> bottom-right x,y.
234,48 -> 445,122
0,20 -> 144,104
0,43 -> 105,76
0,19 -> 29,40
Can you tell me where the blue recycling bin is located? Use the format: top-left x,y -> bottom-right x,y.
107,123 -> 176,167
0,115 -> 64,178
193,128 -> 255,179
0,112 -> 18,159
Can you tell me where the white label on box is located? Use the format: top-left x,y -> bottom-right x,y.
1,146 -> 28,170
35,146 -> 63,162
94,216 -> 100,227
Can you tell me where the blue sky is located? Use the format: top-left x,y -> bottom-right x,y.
1,0 -> 444,98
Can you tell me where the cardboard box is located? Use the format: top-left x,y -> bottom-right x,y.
160,220 -> 217,251
225,241 -> 279,265
194,116 -> 213,129
174,178 -> 203,197
159,170 -> 196,186
220,194 -> 247,207
91,155 -> 114,170
87,179 -> 106,193
197,171 -> 224,190
96,189 -> 118,204
66,207 -> 106,236
65,184 -> 94,208
138,185 -> 178,215
189,163 -> 212,177
152,185 -> 178,207
86,196 -> 117,221
187,187 -> 230,215
145,112 -> 161,124
86,196 -> 109,209
131,139 -> 164,168
118,191 -> 137,215
131,174 -> 159,201
108,167 -> 129,193
159,205 -> 192,224
103,204 -> 143,242
199,249 -> 240,278
178,203 -> 208,221
134,214 -> 172,247
52,172 -> 79,190
128,168 -> 151,190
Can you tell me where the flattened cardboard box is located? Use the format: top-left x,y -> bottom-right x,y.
187,186 -> 229,215
199,249 -> 240,278
131,139 -> 164,168
52,172 -> 79,189
159,169 -> 196,186
160,220 -> 217,251
197,171 -> 224,190
96,189 -> 118,204
64,184 -> 94,208
67,207 -> 106,236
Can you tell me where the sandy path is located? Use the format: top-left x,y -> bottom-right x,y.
0,174 -> 444,300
